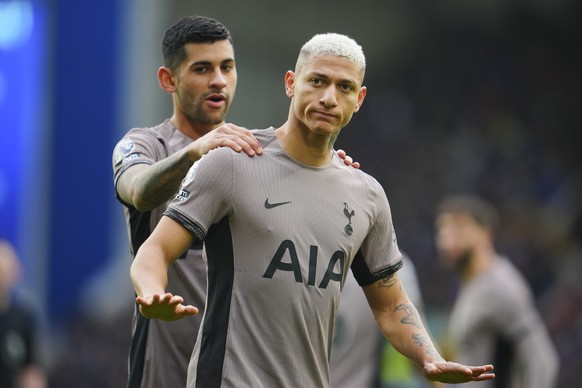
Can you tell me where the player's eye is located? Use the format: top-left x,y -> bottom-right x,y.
340,83 -> 355,92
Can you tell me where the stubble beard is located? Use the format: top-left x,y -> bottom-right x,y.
453,248 -> 473,274
188,100 -> 229,127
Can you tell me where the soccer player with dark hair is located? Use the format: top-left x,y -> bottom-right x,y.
113,15 -> 262,388
435,194 -> 559,388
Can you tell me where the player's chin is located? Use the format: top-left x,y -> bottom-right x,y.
311,123 -> 341,137
196,108 -> 227,126
208,113 -> 228,125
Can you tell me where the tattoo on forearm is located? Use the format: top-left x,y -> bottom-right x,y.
412,333 -> 444,362
395,303 -> 423,329
376,274 -> 397,289
144,163 -> 191,206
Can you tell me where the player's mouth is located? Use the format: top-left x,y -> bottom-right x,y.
206,93 -> 227,109
312,110 -> 337,121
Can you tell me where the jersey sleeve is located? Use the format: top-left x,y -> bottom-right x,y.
112,128 -> 167,197
163,147 -> 234,242
351,179 -> 403,286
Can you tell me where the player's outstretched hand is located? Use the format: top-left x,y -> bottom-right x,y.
191,123 -> 263,159
424,361 -> 495,384
336,149 -> 360,169
136,292 -> 198,321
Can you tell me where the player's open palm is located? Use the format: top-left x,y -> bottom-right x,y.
136,292 -> 198,321
424,361 -> 495,384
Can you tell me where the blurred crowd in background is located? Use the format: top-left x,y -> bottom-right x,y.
340,5 -> 582,385
2,1 -> 580,387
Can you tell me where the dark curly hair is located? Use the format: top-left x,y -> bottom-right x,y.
161,15 -> 233,71
436,194 -> 500,232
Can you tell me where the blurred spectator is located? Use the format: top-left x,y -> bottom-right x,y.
335,5 -> 581,384
0,240 -> 47,388
434,195 -> 559,387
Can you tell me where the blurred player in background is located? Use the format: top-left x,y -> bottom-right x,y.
0,240 -> 47,388
434,194 -> 559,388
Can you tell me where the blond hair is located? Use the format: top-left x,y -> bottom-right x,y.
295,33 -> 366,77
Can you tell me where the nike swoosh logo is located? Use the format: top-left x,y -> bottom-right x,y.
264,198 -> 292,209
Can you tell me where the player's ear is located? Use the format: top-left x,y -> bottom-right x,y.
354,85 -> 367,112
158,66 -> 176,94
284,70 -> 295,98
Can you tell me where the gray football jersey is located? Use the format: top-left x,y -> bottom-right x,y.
164,128 -> 403,388
113,120 -> 207,388
448,256 -> 559,388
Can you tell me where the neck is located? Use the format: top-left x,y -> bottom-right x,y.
169,114 -> 223,141
459,245 -> 497,283
276,121 -> 336,167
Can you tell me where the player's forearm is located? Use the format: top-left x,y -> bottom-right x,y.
130,244 -> 169,297
132,148 -> 196,211
377,299 -> 445,367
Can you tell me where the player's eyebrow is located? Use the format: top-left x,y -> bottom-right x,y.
310,72 -> 358,86
190,58 -> 235,67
